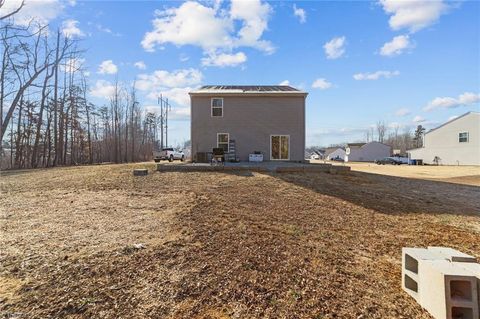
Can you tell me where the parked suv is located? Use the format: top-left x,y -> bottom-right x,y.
153,148 -> 185,162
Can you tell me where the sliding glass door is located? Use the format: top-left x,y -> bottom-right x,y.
271,135 -> 290,160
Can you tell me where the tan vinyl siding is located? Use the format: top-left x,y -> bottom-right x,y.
191,95 -> 306,161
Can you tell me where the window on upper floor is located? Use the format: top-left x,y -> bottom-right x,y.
211,98 -> 223,117
459,132 -> 469,143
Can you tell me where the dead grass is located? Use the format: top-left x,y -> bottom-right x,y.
1,163 -> 479,318
321,161 -> 480,186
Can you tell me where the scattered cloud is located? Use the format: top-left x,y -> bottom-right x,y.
293,4 -> 306,23
96,24 -> 121,36
201,51 -> 247,67
136,68 -> 203,107
145,104 -> 191,121
395,108 -> 411,117
424,92 -> 480,111
413,115 -> 426,123
90,80 -> 116,99
98,60 -> 118,74
136,68 -> 202,91
312,78 -> 333,90
353,70 -> 400,80
379,0 -> 449,33
141,0 -> 274,67
323,36 -> 346,59
380,34 -> 413,56
134,61 -> 147,70
0,0 -> 63,26
279,80 -> 290,86
179,54 -> 190,62
62,19 -> 84,38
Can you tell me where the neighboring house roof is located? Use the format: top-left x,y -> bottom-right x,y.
347,141 -> 392,149
347,142 -> 366,148
324,147 -> 342,156
425,111 -> 479,135
189,85 -> 308,96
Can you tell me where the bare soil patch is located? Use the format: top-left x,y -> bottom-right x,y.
1,163 -> 479,318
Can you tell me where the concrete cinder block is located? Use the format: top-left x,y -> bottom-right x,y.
429,246 -> 477,263
453,262 -> 480,318
402,247 -> 480,319
133,169 -> 148,176
419,260 -> 479,319
402,248 -> 446,302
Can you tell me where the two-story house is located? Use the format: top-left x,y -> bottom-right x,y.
189,85 -> 307,162
408,111 -> 480,165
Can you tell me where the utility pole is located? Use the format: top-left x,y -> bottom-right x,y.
165,97 -> 169,148
158,94 -> 164,149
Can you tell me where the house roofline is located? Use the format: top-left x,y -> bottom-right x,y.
189,91 -> 308,97
425,111 -> 479,135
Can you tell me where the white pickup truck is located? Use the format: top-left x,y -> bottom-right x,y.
153,148 -> 185,162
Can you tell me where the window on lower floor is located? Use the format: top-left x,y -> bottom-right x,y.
217,133 -> 229,152
459,132 -> 469,143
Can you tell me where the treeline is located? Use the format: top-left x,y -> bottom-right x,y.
0,2 -> 160,169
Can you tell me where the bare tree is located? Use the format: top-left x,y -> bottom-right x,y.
376,121 -> 387,143
0,0 -> 25,20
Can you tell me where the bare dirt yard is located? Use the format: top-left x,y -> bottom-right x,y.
1,163 -> 480,318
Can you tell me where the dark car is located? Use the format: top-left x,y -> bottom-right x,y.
375,157 -> 402,165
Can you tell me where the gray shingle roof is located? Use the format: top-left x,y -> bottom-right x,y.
199,85 -> 301,92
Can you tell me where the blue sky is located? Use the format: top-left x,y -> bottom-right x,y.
3,0 -> 479,146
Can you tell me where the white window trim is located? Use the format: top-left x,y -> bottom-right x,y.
217,133 -> 229,152
211,97 -> 223,117
458,131 -> 469,143
270,134 -> 290,161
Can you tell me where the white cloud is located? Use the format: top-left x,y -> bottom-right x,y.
90,80 -> 116,99
136,68 -> 202,91
136,68 -> 202,108
201,51 -> 247,67
145,104 -> 191,121
413,115 -> 426,123
141,0 -> 274,60
395,108 -> 411,117
134,61 -> 147,70
312,78 -> 333,90
98,60 -> 118,74
379,0 -> 448,33
380,35 -> 412,56
293,4 -> 306,23
230,0 -> 274,53
179,54 -> 189,62
279,80 -> 290,86
0,0 -> 63,26
353,70 -> 400,80
424,92 -> 480,111
323,36 -> 346,59
62,19 -> 84,38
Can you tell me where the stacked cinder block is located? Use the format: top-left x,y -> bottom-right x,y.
402,246 -> 480,319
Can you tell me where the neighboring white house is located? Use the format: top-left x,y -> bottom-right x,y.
327,148 -> 346,160
344,141 -> 391,162
408,112 -> 480,165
